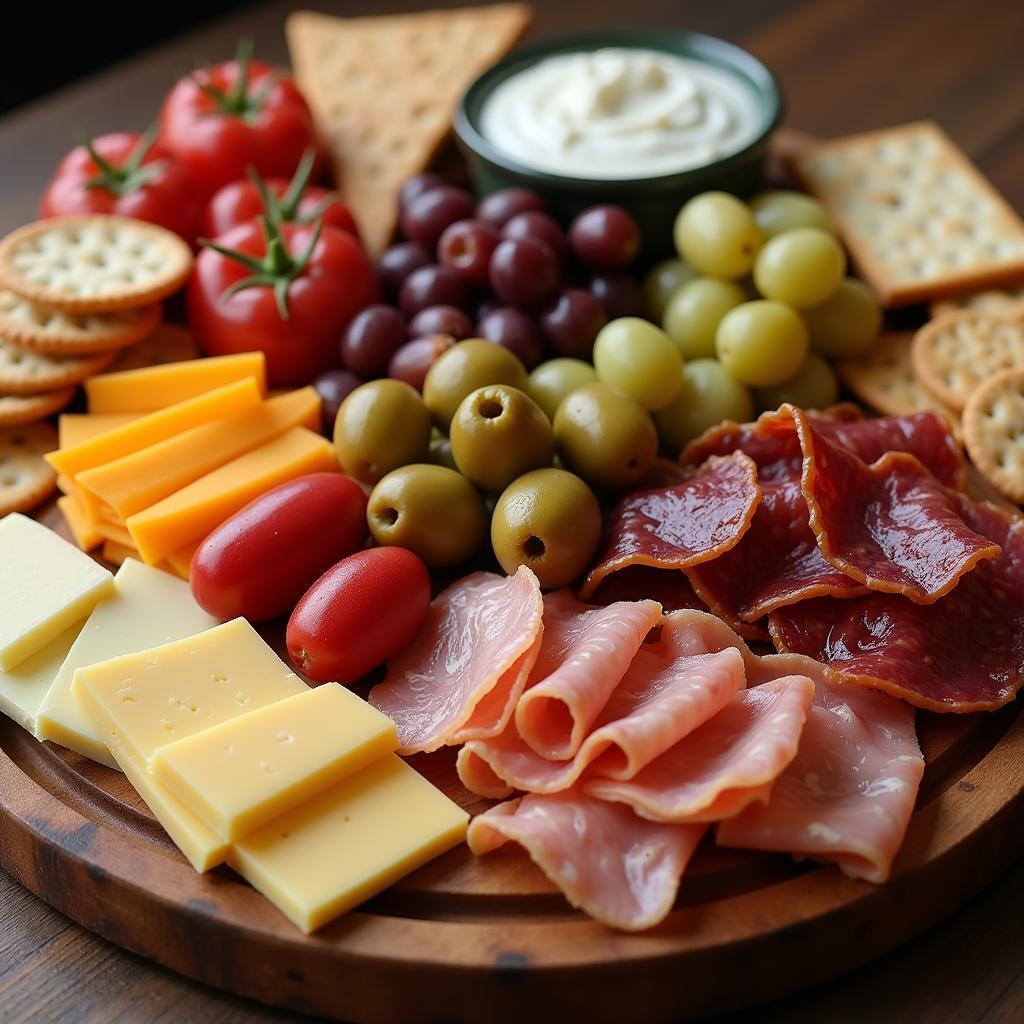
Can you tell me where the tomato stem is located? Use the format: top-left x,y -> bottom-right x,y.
244,148 -> 337,228
78,123 -> 167,197
192,38 -> 276,122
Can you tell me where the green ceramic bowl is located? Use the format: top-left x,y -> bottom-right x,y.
455,29 -> 783,265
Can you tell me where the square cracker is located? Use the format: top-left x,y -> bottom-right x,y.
792,121 -> 1024,308
287,4 -> 533,257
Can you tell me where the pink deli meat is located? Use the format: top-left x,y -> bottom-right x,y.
369,567 -> 543,753
467,789 -> 706,931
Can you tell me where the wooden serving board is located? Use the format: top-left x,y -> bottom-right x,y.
0,509 -> 1022,1023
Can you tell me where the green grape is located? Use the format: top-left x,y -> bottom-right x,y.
655,359 -> 754,452
662,277 -> 746,359
749,191 -> 834,237
803,278 -> 882,359
527,358 -> 598,421
753,228 -> 847,309
592,317 -> 683,411
643,258 -> 698,319
755,352 -> 839,412
673,192 -> 764,279
715,300 -> 809,388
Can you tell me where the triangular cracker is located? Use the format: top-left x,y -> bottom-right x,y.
287,4 -> 533,256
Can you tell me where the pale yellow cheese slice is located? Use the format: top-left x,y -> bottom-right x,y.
71,617 -> 307,871
37,558 -> 219,769
152,684 -> 398,842
127,427 -> 337,565
85,352 -> 267,414
0,514 -> 114,671
230,755 -> 468,933
0,624 -> 81,735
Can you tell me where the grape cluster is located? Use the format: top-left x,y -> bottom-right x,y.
312,177 -> 646,430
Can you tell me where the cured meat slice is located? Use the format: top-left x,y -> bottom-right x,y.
579,451 -> 760,600
587,564 -> 708,613
770,497 -> 1024,712
686,477 -> 868,624
794,408 -> 999,603
369,567 -> 543,753
585,674 -> 815,823
515,590 -> 662,760
717,670 -> 923,884
458,643 -> 745,795
467,790 -> 706,931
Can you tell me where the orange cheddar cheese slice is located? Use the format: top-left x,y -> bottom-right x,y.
76,388 -> 322,521
58,413 -> 140,449
127,427 -> 337,565
48,378 -> 263,481
57,494 -> 103,551
85,352 -> 267,414
164,542 -> 199,581
102,539 -> 139,567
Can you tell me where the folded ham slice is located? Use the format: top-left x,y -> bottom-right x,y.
369,567 -> 543,753
717,665 -> 924,884
467,789 -> 706,931
585,674 -> 815,823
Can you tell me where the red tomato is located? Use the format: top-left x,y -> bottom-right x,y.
187,218 -> 378,387
158,46 -> 318,203
287,547 -> 431,683
40,132 -> 201,243
190,473 -> 367,622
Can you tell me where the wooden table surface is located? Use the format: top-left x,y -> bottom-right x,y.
2,0 -> 1023,1021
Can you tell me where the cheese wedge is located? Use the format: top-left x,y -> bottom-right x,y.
37,559 -> 218,769
48,378 -> 263,481
0,625 -> 81,735
57,494 -> 103,551
85,352 -> 267,413
72,618 -> 307,870
127,427 -> 337,564
231,755 -> 468,933
0,514 -> 114,671
58,413 -> 140,449
153,684 -> 398,842
76,388 -> 321,521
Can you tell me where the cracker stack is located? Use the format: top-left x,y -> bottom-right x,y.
0,214 -> 194,514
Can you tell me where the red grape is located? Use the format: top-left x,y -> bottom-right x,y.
437,219 -> 501,286
477,307 -> 543,367
503,211 -> 568,262
476,187 -> 545,228
591,272 -> 646,318
377,242 -> 431,300
409,305 -> 474,340
312,368 -> 364,435
489,237 -> 559,307
388,335 -> 456,391
340,305 -> 407,377
401,186 -> 475,249
569,205 -> 641,270
399,172 -> 443,211
399,264 -> 469,318
540,289 -> 607,359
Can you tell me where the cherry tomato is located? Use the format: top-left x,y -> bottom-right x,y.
158,43 -> 319,203
187,217 -> 378,387
203,150 -> 360,242
190,473 -> 367,622
287,547 -> 430,683
40,131 -> 201,243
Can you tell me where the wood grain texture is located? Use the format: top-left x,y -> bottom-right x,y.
1,0 -> 1023,1021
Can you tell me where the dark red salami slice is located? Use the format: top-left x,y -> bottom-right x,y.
769,497 -> 1024,712
586,564 -> 708,613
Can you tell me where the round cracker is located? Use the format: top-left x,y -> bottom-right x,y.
107,322 -> 201,373
0,215 -> 193,314
0,421 -> 58,515
911,311 -> 1024,411
0,289 -> 161,355
0,388 -> 76,427
963,368 -> 1024,504
0,338 -> 114,395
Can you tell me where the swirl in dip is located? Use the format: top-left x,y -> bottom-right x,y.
480,47 -> 762,180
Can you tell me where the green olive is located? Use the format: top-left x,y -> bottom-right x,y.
428,432 -> 457,471
367,464 -> 488,567
333,379 -> 431,485
492,468 -> 602,589
422,339 -> 528,430
527,358 -> 598,421
553,382 -> 658,490
450,385 -> 554,493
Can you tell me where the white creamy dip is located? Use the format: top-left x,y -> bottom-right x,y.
481,47 -> 762,180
